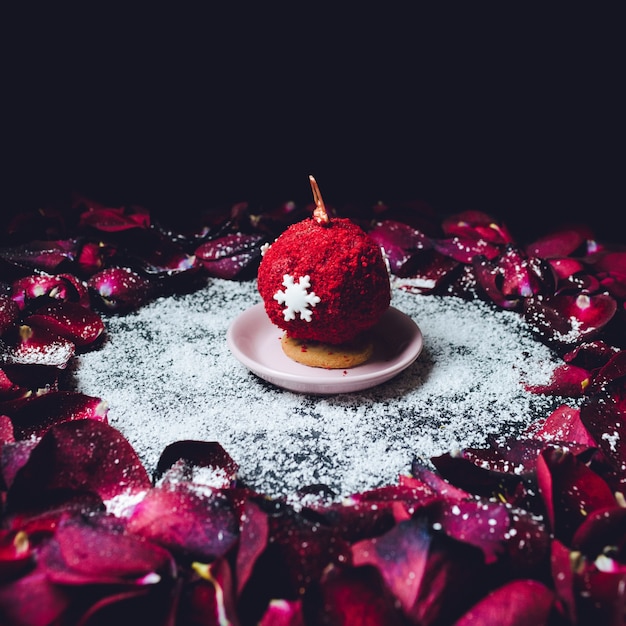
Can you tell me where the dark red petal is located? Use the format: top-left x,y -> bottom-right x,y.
551,540 -> 577,624
0,563 -> 71,624
76,240 -> 116,276
127,485 -> 238,562
11,272 -> 89,309
548,257 -> 585,280
588,349 -> 626,394
526,226 -> 594,259
0,295 -> 19,335
258,599 -> 304,626
368,220 -> 431,274
183,559 -> 238,626
25,300 -> 105,347
524,363 -> 591,397
572,506 -> 626,562
195,233 -> 264,279
5,390 -> 108,440
563,340 -> 620,369
433,236 -> 501,264
87,266 -> 153,312
310,564 -> 408,626
235,498 -> 270,596
79,204 -> 151,231
154,440 -> 239,484
395,252 -> 460,291
352,518 -> 431,613
425,499 -> 510,565
0,530 -> 33,582
455,579 -> 558,626
0,239 -> 78,273
524,292 -> 618,347
5,420 -> 151,512
0,323 -> 75,369
536,447 -> 616,544
580,394 -> 626,480
442,210 -> 514,245
42,513 -> 175,586
524,404 -> 596,448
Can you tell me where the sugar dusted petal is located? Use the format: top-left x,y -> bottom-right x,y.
25,300 -> 105,347
127,485 -> 238,562
524,404 -> 596,448
5,420 -> 151,512
433,236 -> 501,264
0,295 -> 19,335
524,363 -> 591,397
524,292 -> 617,347
0,324 -> 75,369
11,273 -> 89,309
87,266 -> 153,311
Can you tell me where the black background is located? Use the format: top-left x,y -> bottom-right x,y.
4,6 -> 624,243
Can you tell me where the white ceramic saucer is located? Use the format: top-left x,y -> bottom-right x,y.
226,303 -> 423,394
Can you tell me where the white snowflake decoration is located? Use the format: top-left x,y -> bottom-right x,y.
273,274 -> 321,322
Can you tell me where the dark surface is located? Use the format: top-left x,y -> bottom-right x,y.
4,7 -> 623,244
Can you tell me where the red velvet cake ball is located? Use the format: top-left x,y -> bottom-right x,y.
257,216 -> 391,345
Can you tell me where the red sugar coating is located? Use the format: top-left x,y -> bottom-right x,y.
257,217 -> 391,344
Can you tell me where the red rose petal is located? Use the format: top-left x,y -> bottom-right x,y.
524,292 -> 618,347
195,232 -> 264,279
524,404 -> 596,448
127,485 -> 238,562
524,363 -> 591,397
0,563 -> 71,625
79,204 -> 151,232
310,564 -> 408,626
455,579 -> 558,626
5,420 -> 151,512
442,210 -> 514,245
11,272 -> 89,309
536,447 -> 616,544
258,599 -> 304,626
0,295 -> 19,335
0,239 -> 78,274
368,220 -> 431,275
0,323 -> 75,369
41,513 -> 175,586
87,266 -> 153,311
5,390 -> 108,440
352,518 -> 430,613
433,236 -> 501,264
25,300 -> 105,347
548,257 -> 586,280
526,226 -> 594,259
580,394 -> 626,480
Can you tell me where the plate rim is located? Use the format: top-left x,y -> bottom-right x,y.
226,303 -> 423,393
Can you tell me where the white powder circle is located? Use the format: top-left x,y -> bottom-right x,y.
70,278 -> 565,501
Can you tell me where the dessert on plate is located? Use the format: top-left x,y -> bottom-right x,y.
257,176 -> 391,368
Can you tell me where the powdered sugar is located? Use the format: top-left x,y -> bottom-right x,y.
71,278 -> 567,501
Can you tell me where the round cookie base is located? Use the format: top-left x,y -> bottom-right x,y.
280,332 -> 374,369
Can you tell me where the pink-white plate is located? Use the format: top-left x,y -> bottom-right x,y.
226,303 -> 423,394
